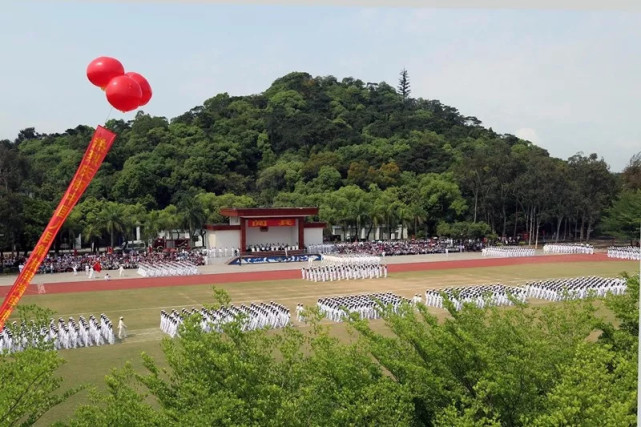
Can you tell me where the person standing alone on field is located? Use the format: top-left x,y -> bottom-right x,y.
118,316 -> 127,340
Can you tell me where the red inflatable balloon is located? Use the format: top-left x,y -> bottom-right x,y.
87,56 -> 125,89
105,75 -> 142,112
125,72 -> 152,106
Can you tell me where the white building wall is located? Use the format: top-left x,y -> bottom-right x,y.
207,230 -> 240,249
304,228 -> 323,247
205,223 -> 324,251
246,226 -> 297,246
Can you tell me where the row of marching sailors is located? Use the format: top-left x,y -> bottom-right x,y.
137,261 -> 198,278
525,276 -> 627,301
543,243 -> 594,254
320,254 -> 382,265
160,302 -> 290,337
482,247 -> 536,257
424,285 -> 527,311
607,246 -> 641,260
301,263 -> 388,282
317,292 -> 407,322
0,314 -> 114,354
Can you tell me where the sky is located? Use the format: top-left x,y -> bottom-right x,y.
0,2 -> 639,172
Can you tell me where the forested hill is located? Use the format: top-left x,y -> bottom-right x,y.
1,70 -> 639,253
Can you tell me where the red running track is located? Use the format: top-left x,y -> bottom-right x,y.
0,253 -> 614,297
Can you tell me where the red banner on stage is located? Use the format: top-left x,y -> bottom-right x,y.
0,126 -> 117,329
247,218 -> 296,227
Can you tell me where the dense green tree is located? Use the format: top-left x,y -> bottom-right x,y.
176,191 -> 207,245
567,153 -> 617,241
436,220 -> 492,240
417,173 -> 467,235
395,131 -> 451,175
57,274 -> 640,426
0,305 -> 82,425
98,202 -> 126,248
621,152 -> 641,191
349,277 -> 636,426
0,142 -> 29,194
398,68 -> 411,105
600,189 -> 641,243
62,290 -> 413,426
194,193 -> 256,225
0,71 -> 627,250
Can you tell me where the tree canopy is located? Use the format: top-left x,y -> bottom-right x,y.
53,274 -> 639,426
0,71 -> 634,253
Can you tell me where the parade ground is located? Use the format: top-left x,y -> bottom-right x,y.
1,250 -> 637,425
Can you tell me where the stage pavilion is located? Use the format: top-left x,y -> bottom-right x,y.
203,207 -> 326,260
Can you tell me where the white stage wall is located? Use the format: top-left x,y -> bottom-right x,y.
207,230 -> 240,250
245,226 -> 298,247
304,228 -> 323,247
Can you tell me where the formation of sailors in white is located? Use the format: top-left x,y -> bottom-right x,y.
0,314 -> 115,354
301,254 -> 388,282
320,254 -> 382,264
160,302 -> 290,337
525,276 -> 627,301
137,260 -> 198,277
481,246 -> 536,257
607,246 -> 641,261
424,284 -> 527,311
543,243 -> 594,254
317,292 -> 407,322
301,264 -> 387,282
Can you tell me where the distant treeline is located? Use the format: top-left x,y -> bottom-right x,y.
1,71 -> 640,253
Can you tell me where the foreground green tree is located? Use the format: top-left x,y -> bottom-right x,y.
0,305 -> 82,426
62,291 -> 412,426
530,274 -> 639,426
349,294 -> 608,425
58,275 -> 638,426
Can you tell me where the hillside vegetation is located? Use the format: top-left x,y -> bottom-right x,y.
1,70 -> 639,253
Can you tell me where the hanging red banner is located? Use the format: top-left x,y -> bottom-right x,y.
0,126 -> 117,329
247,218 -> 296,227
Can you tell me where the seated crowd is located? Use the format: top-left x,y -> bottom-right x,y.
2,250 -> 206,275
307,240 -> 462,257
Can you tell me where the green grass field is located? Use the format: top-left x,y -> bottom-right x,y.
14,258 -> 637,425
